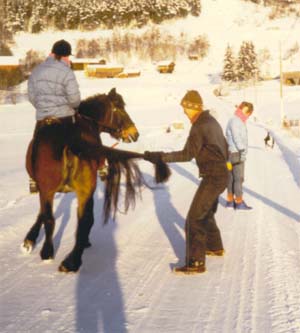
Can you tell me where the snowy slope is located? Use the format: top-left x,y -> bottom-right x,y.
11,0 -> 300,73
1,59 -> 300,332
1,1 -> 300,332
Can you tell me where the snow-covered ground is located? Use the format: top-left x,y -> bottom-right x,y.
1,59 -> 300,332
1,0 -> 300,331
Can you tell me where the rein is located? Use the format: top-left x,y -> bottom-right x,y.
78,111 -> 120,136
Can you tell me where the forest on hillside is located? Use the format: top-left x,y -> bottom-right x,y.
0,0 -> 201,38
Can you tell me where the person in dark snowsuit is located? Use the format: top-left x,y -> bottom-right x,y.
144,90 -> 229,274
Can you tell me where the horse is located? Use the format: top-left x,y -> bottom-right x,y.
22,88 -> 171,273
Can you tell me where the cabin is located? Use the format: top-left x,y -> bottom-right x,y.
283,117 -> 300,137
85,64 -> 124,78
0,57 -> 23,90
0,56 -> 20,71
282,71 -> 300,85
71,58 -> 106,71
188,54 -> 199,61
156,61 -> 175,74
116,69 -> 141,78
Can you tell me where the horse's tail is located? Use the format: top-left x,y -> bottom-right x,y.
100,146 -> 171,224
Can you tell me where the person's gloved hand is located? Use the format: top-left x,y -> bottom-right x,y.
144,151 -> 163,164
238,149 -> 246,161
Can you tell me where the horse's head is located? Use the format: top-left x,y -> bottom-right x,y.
106,88 -> 139,143
78,88 -> 139,143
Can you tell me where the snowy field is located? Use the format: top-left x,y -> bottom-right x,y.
1,60 -> 300,332
1,0 -> 300,331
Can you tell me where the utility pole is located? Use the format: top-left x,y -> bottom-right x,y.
279,41 -> 285,126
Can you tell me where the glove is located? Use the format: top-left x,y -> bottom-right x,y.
144,151 -> 163,164
238,149 -> 246,161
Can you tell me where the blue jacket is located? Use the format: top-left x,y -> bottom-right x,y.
226,115 -> 248,161
28,56 -> 81,120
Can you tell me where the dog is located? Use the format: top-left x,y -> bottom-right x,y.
264,131 -> 275,148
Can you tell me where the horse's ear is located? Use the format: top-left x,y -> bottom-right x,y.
108,88 -> 117,97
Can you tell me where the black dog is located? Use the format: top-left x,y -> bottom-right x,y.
264,131 -> 275,148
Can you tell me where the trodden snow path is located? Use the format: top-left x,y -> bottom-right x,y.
1,115 -> 300,333
1,62 -> 300,332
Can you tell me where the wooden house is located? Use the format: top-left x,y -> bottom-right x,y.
188,54 -> 199,61
156,61 -> 175,74
85,64 -> 124,78
282,71 -> 300,85
116,69 -> 141,78
71,58 -> 106,71
0,57 -> 20,71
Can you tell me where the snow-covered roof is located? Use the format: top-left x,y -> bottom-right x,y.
157,61 -> 175,66
122,69 -> 140,74
0,56 -> 20,66
70,57 -> 105,64
86,64 -> 124,69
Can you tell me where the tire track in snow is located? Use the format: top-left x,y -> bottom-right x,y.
220,210 -> 256,333
198,209 -> 237,333
263,213 -> 300,333
249,124 -> 300,333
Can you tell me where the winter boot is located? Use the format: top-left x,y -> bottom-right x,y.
226,201 -> 235,209
226,193 -> 235,209
98,164 -> 108,181
206,249 -> 225,256
173,259 -> 206,275
29,178 -> 38,194
235,201 -> 252,210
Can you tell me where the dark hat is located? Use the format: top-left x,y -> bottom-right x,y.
180,90 -> 203,111
51,39 -> 72,56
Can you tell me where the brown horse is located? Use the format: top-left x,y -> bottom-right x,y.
21,88 -> 170,273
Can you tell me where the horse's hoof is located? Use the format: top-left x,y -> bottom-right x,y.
58,255 -> 81,273
58,263 -> 80,273
21,240 -> 34,254
40,243 -> 54,261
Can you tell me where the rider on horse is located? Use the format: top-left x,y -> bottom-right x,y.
27,40 -> 109,192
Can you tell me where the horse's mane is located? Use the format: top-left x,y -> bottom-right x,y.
78,94 -> 108,121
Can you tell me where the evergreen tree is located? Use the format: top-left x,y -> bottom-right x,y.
2,0 -> 202,33
246,41 -> 259,80
189,0 -> 201,16
236,41 -> 259,82
222,45 -> 236,82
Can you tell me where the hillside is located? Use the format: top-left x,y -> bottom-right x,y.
1,1 -> 300,332
7,0 -> 299,73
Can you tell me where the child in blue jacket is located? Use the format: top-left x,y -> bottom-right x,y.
226,101 -> 253,210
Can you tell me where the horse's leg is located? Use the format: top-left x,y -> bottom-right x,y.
22,213 -> 44,254
59,191 -> 94,272
21,192 -> 55,257
39,192 -> 55,260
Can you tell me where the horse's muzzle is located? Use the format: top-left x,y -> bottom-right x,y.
122,126 -> 139,143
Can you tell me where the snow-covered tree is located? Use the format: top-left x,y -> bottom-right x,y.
188,0 -> 201,16
2,0 -> 203,33
222,45 -> 236,82
236,41 -> 258,81
247,41 -> 259,80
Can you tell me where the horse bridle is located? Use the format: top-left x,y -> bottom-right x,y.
96,105 -> 122,136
